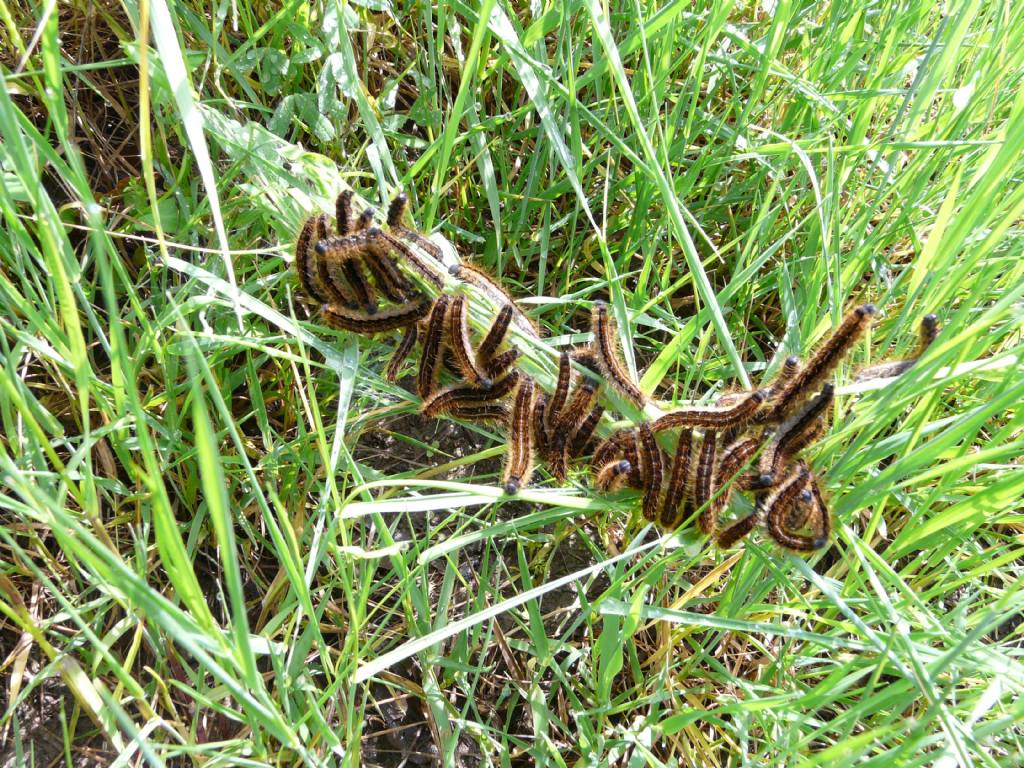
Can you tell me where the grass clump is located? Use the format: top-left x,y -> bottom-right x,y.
1,1 -> 1023,765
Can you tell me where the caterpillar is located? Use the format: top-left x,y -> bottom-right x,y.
295,191 -> 931,552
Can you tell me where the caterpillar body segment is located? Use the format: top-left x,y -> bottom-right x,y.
636,423 -> 664,522
447,402 -> 511,424
695,431 -> 719,534
532,393 -> 551,458
652,389 -> 767,432
484,348 -> 521,380
554,378 -> 600,434
855,313 -> 941,382
764,468 -> 825,551
596,459 -> 633,491
448,263 -> 538,338
340,259 -> 377,314
699,435 -> 763,530
375,229 -> 446,289
760,384 -> 834,480
593,429 -> 636,476
763,304 -> 876,422
478,304 -> 514,364
386,324 -> 419,383
418,296 -> 452,400
355,206 -> 375,232
659,429 -> 694,529
717,510 -> 761,549
362,244 -> 416,303
387,192 -> 445,262
421,372 -> 520,419
592,301 -> 646,407
295,216 -> 331,303
335,190 -> 354,235
503,378 -> 537,495
547,352 -> 573,432
570,345 -> 602,375
312,215 -> 365,308
447,295 -> 492,388
567,405 -> 605,460
321,299 -> 430,334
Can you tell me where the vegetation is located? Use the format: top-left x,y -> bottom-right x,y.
1,0 -> 1023,765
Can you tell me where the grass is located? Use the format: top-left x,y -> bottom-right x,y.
1,0 -> 1023,765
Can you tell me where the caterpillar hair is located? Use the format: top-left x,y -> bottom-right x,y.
363,245 -> 415,303
593,428 -> 635,473
652,389 -> 767,432
552,380 -> 600,479
776,463 -> 830,546
484,348 -> 520,380
566,404 -> 605,460
478,304 -> 514,364
384,193 -> 407,226
294,216 -> 329,303
700,434 -> 762,531
313,225 -> 378,311
636,423 -> 663,522
421,371 -> 520,419
532,393 -> 551,458
803,473 -> 831,548
714,436 -> 762,493
554,377 -> 600,434
738,470 -> 775,492
764,355 -> 801,393
375,229 -> 445,289
544,378 -> 598,475
310,215 -> 363,307
314,230 -> 373,261
439,350 -> 462,378
387,193 -> 445,262
761,383 -> 834,480
595,459 -> 632,491
547,438 -> 569,482
547,352 -> 573,431
448,263 -> 538,338
751,354 -> 801,407
716,510 -> 761,549
447,295 -> 492,388
545,369 -> 596,481
784,462 -> 818,532
340,258 -> 377,314
418,296 -> 451,399
447,402 -> 511,424
659,428 -> 694,529
765,304 -> 876,421
695,431 -> 719,534
779,354 -> 801,382
570,345 -> 602,375
335,190 -> 353,235
355,206 -> 375,232
592,428 -> 642,489
624,443 -> 642,488
854,313 -> 940,382
385,324 -> 419,383
320,299 -> 429,334
503,378 -> 536,495
765,469 -> 824,551
360,254 -> 404,304
592,301 -> 646,407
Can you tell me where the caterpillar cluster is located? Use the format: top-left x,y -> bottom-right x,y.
294,191 -> 938,552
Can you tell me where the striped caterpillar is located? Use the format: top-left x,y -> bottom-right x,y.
295,191 -> 935,552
